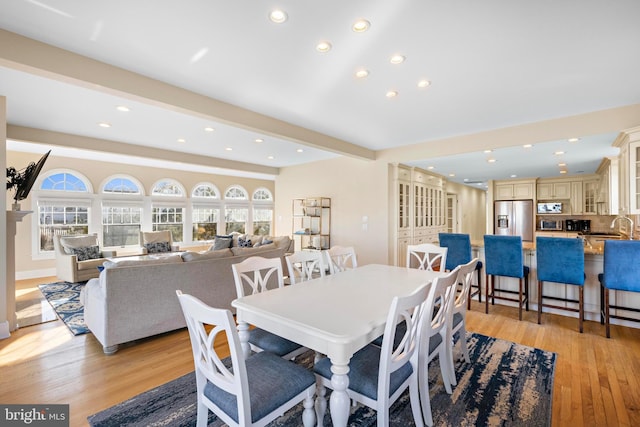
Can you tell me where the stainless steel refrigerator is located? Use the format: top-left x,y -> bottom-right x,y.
494,200 -> 533,241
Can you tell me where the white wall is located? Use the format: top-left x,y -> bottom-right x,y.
275,156 -> 391,266
445,181 -> 488,241
1,97 -> 8,334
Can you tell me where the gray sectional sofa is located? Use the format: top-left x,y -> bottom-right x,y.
81,236 -> 293,354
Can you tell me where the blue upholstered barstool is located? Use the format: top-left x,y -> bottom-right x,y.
599,240 -> 640,338
484,235 -> 530,320
439,232 -> 483,309
536,236 -> 585,332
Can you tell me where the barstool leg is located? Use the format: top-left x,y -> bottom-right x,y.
537,280 -> 543,324
524,274 -> 529,311
579,286 -> 584,333
605,288 -> 611,338
518,278 -> 523,321
476,268 -> 482,303
485,274 -> 490,314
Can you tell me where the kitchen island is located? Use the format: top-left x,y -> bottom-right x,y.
471,235 -> 639,330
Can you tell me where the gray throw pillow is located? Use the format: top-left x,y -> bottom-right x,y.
144,241 -> 171,253
211,235 -> 233,250
70,245 -> 101,261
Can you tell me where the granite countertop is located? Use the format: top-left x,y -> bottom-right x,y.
470,239 -> 605,255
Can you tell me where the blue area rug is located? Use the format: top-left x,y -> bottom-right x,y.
87,333 -> 555,426
38,281 -> 89,335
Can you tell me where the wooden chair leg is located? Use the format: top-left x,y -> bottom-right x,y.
600,282 -> 605,325
537,280 -> 543,324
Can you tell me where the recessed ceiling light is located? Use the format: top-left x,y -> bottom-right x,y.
463,178 -> 469,182
558,162 -> 566,167
483,149 -> 492,154
204,127 -> 215,132
390,54 -> 405,64
116,105 -> 130,112
417,79 -> 431,88
386,90 -> 398,98
355,69 -> 369,78
316,41 -> 332,53
98,122 -> 111,128
296,148 -> 304,153
554,151 -> 565,155
225,147 -> 233,151
427,166 -> 435,170
510,174 -> 518,178
352,19 -> 370,32
177,138 -> 186,143
487,158 -> 496,163
269,9 -> 288,23
448,173 -> 455,177
523,144 -> 533,148
568,137 -> 580,142
267,155 -> 274,160
255,138 -> 264,143
560,170 -> 567,174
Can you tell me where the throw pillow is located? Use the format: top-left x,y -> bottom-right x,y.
211,235 -> 233,251
144,241 -> 171,254
238,236 -> 253,247
70,245 -> 101,261
260,238 -> 274,246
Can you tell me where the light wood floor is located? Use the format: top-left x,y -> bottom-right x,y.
2,277 -> 640,426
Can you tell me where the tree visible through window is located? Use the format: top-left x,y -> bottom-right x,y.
152,207 -> 183,241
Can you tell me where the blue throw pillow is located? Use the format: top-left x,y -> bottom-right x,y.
70,245 -> 101,261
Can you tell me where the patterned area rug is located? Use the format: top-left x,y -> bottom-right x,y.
88,333 -> 556,427
38,281 -> 89,335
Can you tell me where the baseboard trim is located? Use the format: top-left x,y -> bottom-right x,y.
15,268 -> 56,280
0,321 -> 10,339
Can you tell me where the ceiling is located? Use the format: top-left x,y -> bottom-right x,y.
1,1 -> 639,185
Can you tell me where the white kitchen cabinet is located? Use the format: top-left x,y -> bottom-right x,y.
570,181 -> 583,214
537,181 -> 571,200
495,180 -> 535,200
596,157 -> 619,216
582,179 -> 599,215
391,164 -> 447,266
613,126 -> 640,215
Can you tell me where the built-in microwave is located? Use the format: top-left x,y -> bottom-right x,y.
539,219 -> 563,231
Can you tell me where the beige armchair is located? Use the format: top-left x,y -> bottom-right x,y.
53,233 -> 116,283
139,230 -> 180,254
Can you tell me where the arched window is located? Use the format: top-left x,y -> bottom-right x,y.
102,176 -> 142,195
252,188 -> 273,201
40,171 -> 90,192
101,175 -> 144,247
252,188 -> 274,236
191,183 -> 220,241
224,185 -> 249,234
151,179 -> 186,242
36,170 -> 92,252
192,183 -> 219,199
225,185 -> 248,200
152,179 -> 185,196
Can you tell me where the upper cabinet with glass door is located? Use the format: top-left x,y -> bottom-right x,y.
613,126 -> 640,215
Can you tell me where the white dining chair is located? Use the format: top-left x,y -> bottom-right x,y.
418,266 -> 459,426
313,284 -> 430,427
446,258 -> 479,386
406,243 -> 448,272
176,291 -> 316,427
232,256 -> 306,360
324,245 -> 357,274
285,250 -> 325,285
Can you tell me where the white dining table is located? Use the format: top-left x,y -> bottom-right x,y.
232,263 -> 444,427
